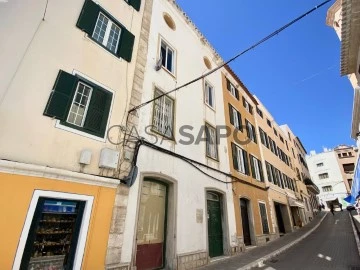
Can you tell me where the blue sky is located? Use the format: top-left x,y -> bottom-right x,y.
176,0 -> 354,153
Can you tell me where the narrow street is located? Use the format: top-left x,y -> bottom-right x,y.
253,211 -> 360,270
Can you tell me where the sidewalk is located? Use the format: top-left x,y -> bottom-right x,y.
201,211 -> 327,270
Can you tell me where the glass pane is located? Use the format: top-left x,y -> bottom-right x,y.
166,48 -> 173,72
92,13 -> 108,44
160,45 -> 166,67
67,83 -> 92,127
137,181 -> 167,245
106,23 -> 121,53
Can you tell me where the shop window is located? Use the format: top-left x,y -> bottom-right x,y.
20,198 -> 86,269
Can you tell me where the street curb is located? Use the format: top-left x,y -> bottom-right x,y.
236,212 -> 328,270
349,213 -> 360,257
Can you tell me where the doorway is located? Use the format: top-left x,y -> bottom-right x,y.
136,180 -> 168,270
207,192 -> 224,258
274,202 -> 285,234
240,198 -> 252,246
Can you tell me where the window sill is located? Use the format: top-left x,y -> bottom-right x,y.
55,121 -> 106,142
206,155 -> 219,162
204,102 -> 216,112
84,33 -> 124,62
161,66 -> 176,79
150,128 -> 176,142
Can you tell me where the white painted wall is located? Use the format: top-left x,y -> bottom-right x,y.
0,0 -> 143,175
121,0 -> 236,264
306,150 -> 348,209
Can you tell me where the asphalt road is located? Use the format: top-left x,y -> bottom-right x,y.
253,211 -> 360,270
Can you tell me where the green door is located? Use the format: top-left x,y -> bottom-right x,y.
207,192 -> 223,258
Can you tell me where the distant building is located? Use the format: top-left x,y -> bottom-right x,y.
306,146 -> 357,209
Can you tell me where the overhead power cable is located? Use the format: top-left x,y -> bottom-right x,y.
128,0 -> 332,115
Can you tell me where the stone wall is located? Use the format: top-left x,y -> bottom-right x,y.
177,251 -> 208,270
105,0 -> 154,268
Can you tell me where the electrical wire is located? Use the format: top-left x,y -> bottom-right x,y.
127,0 -> 332,115
130,139 -> 269,190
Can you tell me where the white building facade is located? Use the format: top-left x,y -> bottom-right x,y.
119,0 -> 237,269
307,149 -> 348,210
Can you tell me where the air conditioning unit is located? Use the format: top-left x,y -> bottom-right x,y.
99,148 -> 120,169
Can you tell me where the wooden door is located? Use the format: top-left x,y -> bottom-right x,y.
207,192 -> 223,258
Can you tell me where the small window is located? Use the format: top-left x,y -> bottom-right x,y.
256,107 -> 263,118
279,136 -> 284,143
291,148 -> 295,158
342,152 -> 348,157
163,12 -> 176,30
231,143 -> 250,175
316,162 -> 324,167
203,56 -> 212,69
226,78 -> 239,100
205,124 -> 218,160
204,81 -> 215,108
43,70 -> 113,138
322,185 -> 332,192
160,38 -> 175,74
318,173 -> 329,179
285,140 -> 289,150
245,120 -> 257,143
259,203 -> 270,234
274,129 -> 278,137
242,97 -> 253,114
152,88 -> 174,138
266,119 -> 272,127
76,0 -> 135,61
250,155 -> 264,182
205,81 -> 215,109
288,132 -> 292,141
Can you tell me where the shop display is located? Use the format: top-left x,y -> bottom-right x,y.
21,198 -> 84,270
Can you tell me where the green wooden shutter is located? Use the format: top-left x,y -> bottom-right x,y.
43,70 -> 78,121
242,97 -> 246,107
259,160 -> 264,182
76,0 -> 100,36
252,124 -> 257,143
243,150 -> 250,175
237,111 -> 243,132
249,155 -> 255,179
83,87 -> 112,137
235,88 -> 239,100
231,143 -> 238,171
229,104 -> 234,125
129,0 -> 141,11
117,28 -> 135,62
259,203 -> 269,234
245,120 -> 250,139
226,78 -> 231,91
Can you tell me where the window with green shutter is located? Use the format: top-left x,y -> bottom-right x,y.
43,70 -> 113,138
76,0 -> 135,62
